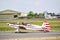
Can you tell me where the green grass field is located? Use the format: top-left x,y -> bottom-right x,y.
3,37 -> 60,40
0,18 -> 60,32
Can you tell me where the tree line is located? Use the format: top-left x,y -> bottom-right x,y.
27,11 -> 44,18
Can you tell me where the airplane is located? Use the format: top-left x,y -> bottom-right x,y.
7,21 -> 51,33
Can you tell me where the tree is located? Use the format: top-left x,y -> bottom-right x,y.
27,11 -> 34,18
52,13 -> 55,16
38,13 -> 44,18
34,13 -> 39,18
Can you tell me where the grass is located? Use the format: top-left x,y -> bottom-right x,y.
3,37 -> 60,40
0,18 -> 60,32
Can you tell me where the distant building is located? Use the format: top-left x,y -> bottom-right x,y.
18,12 -> 27,17
0,9 -> 21,20
44,11 -> 57,19
55,13 -> 60,18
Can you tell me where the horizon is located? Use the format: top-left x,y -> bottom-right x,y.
0,0 -> 60,14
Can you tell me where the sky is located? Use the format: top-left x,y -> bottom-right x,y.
0,0 -> 60,14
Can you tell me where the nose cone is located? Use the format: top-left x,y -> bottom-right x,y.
7,23 -> 9,25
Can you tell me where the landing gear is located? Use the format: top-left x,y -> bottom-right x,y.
44,29 -> 47,33
14,27 -> 20,33
42,27 -> 50,33
43,28 -> 48,33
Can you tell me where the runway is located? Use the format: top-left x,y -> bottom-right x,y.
0,31 -> 60,39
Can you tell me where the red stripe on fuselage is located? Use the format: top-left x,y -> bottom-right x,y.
45,24 -> 49,25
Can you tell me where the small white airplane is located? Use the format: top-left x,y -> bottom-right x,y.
7,21 -> 51,33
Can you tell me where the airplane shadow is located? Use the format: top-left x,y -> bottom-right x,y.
14,31 -> 49,33
15,31 -> 29,33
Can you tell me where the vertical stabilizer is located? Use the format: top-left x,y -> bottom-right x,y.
42,21 -> 51,32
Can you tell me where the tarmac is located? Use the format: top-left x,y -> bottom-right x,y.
0,31 -> 60,39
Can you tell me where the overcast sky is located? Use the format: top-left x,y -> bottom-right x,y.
0,0 -> 60,13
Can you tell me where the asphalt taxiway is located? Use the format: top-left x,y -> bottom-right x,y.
0,31 -> 60,39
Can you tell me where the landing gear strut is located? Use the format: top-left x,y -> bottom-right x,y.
15,27 -> 20,33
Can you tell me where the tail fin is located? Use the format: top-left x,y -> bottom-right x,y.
42,21 -> 51,32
